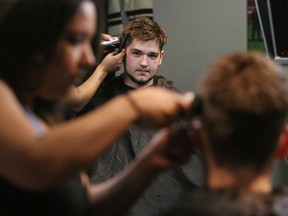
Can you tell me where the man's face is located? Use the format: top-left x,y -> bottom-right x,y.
123,38 -> 164,88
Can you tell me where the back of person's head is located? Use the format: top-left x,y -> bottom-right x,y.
122,16 -> 168,50
0,0 -> 102,97
199,51 -> 288,171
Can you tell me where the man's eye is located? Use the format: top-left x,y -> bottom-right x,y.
132,51 -> 141,56
149,54 -> 158,58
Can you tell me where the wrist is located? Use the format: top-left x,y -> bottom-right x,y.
94,65 -> 109,82
97,64 -> 109,75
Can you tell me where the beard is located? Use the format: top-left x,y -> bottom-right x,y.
124,71 -> 156,87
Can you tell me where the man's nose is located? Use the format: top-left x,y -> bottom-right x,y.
140,55 -> 148,66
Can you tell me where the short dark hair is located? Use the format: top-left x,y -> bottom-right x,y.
122,16 -> 168,50
200,51 -> 288,170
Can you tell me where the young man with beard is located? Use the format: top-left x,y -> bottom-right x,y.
77,17 -> 205,216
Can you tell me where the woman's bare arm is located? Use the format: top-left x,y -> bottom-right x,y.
0,81 -> 193,190
62,50 -> 125,112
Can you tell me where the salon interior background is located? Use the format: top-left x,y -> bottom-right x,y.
154,0 -> 246,92
155,0 -> 288,187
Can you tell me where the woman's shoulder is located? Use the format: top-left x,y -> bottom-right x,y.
0,79 -> 47,134
0,80 -> 16,98
0,80 -> 25,113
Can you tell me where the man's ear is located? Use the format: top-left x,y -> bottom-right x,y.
159,50 -> 165,66
276,125 -> 288,159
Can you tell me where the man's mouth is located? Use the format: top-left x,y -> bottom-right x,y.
137,69 -> 149,73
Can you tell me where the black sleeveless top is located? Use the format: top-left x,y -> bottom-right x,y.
0,108 -> 89,216
0,175 -> 88,216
